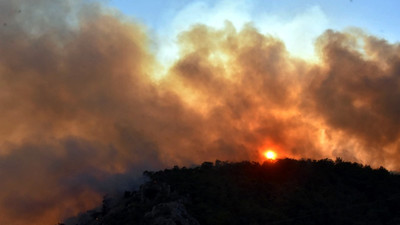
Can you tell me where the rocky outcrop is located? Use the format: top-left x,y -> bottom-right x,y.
65,181 -> 199,225
140,181 -> 199,225
144,202 -> 200,225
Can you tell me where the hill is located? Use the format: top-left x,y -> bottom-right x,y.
64,158 -> 400,225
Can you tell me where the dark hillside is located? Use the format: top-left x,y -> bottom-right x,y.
66,159 -> 400,225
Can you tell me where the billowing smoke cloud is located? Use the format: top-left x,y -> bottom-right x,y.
1,0 -> 400,224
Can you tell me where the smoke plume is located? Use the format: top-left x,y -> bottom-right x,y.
0,0 -> 400,224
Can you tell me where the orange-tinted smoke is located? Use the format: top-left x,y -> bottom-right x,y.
1,0 -> 400,225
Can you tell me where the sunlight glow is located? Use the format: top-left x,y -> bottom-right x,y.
264,150 -> 277,160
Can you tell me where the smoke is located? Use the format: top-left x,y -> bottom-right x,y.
0,0 -> 400,224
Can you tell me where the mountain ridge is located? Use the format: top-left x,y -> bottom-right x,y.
63,158 -> 400,225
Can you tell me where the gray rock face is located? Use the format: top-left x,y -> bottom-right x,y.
66,181 -> 200,225
144,202 -> 200,225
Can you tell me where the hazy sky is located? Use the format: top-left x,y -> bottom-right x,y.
109,0 -> 400,41
108,0 -> 400,61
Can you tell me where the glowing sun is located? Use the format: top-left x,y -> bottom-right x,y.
264,150 -> 277,160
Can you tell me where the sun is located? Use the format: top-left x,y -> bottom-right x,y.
264,150 -> 277,160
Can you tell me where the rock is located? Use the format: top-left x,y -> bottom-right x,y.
65,181 -> 199,225
144,202 -> 200,225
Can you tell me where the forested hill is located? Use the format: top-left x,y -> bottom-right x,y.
65,159 -> 400,225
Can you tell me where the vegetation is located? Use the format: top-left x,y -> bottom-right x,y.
68,158 -> 400,225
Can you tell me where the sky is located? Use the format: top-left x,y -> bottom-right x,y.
109,0 -> 400,61
0,0 -> 400,225
109,0 -> 400,37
